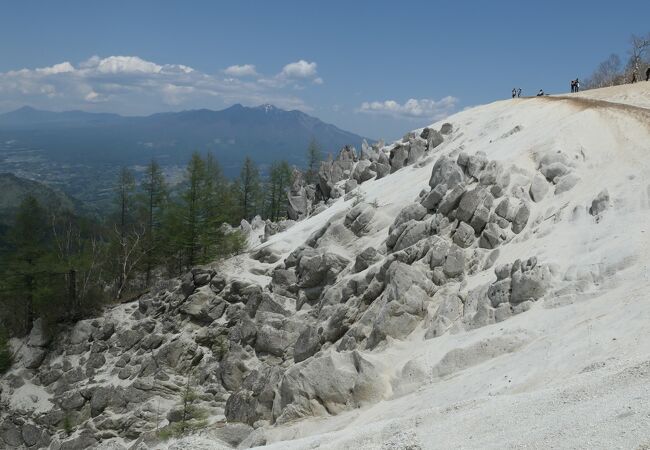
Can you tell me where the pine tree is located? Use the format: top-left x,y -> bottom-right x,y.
182,153 -> 206,267
201,153 -> 225,261
238,157 -> 261,221
111,167 -> 141,299
305,138 -> 322,184
266,160 -> 292,221
140,160 -> 167,285
5,196 -> 49,334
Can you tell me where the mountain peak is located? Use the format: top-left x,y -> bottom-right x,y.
256,103 -> 279,113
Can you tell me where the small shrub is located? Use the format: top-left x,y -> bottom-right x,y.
220,230 -> 247,256
352,190 -> 366,206
212,334 -> 230,360
62,415 -> 73,435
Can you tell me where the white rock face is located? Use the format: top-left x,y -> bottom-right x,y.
3,83 -> 650,449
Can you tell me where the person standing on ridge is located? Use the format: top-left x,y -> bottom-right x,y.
575,78 -> 580,92
517,88 -> 522,98
646,67 -> 650,81
570,79 -> 575,93
537,89 -> 544,96
512,88 -> 517,98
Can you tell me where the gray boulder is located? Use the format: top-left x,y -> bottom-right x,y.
344,203 -> 376,235
529,174 -> 549,202
389,203 -> 427,233
453,222 -> 475,248
540,162 -> 570,181
421,127 -> 444,150
440,123 -> 453,135
354,246 -> 380,273
510,264 -> 552,304
589,189 -> 610,216
438,184 -> 466,215
512,203 -> 530,234
294,327 -> 321,363
420,183 -> 448,210
429,156 -> 464,190
554,173 -> 581,194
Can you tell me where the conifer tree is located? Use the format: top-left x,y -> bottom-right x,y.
238,156 -> 261,221
305,138 -> 322,184
140,160 -> 167,285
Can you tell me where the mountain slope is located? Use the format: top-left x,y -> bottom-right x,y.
0,105 -> 368,172
0,172 -> 80,224
2,83 -> 650,449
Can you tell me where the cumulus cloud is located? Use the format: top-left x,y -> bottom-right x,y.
358,97 -> 459,120
280,60 -> 318,79
0,55 -> 323,114
223,64 -> 258,77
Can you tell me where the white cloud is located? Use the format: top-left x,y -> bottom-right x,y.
35,62 -> 75,75
358,96 -> 459,120
0,55 -> 324,114
223,64 -> 258,77
280,60 -> 318,79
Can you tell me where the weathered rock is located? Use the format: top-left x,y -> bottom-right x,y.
456,187 -> 489,223
429,156 -> 464,190
90,386 -> 113,417
443,245 -> 465,278
479,223 -> 505,249
117,329 -> 144,351
425,292 -> 463,338
24,348 -> 47,369
274,352 -> 388,423
393,220 -> 430,252
488,279 -> 512,307
21,423 -> 47,447
60,392 -> 86,411
466,152 -> 488,180
389,203 -> 427,233
344,203 -> 376,235
1,423 -> 23,447
540,162 -> 570,181
440,123 -> 453,135
512,203 -> 530,234
421,183 -> 448,210
554,173 -> 581,194
354,246 -> 380,273
510,265 -> 552,304
352,159 -> 376,183
297,251 -> 349,289
27,318 -> 50,347
529,174 -> 549,202
438,184 -> 466,215
214,422 -> 254,447
69,321 -> 93,345
388,144 -> 409,172
294,327 -> 320,363
470,205 -> 490,234
421,127 -> 444,150
453,222 -> 475,248
589,189 -> 610,216
255,325 -> 294,357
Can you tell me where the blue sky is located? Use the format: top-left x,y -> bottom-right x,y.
0,0 -> 649,139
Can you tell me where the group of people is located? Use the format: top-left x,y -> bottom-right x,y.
570,78 -> 580,93
512,67 -> 649,100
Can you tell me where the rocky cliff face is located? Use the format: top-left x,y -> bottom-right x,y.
2,85 -> 650,449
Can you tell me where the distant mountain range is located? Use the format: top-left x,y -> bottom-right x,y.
0,105 -> 369,174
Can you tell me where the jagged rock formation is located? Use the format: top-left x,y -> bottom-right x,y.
3,84 -> 650,449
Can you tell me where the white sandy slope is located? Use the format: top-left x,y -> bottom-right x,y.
164,82 -> 650,449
